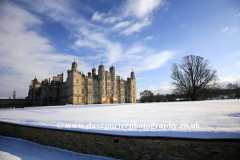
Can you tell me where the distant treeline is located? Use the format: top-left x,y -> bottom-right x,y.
139,83 -> 240,102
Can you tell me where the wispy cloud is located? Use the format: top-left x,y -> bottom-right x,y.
75,27 -> 123,64
91,12 -> 105,21
234,13 -> 240,17
220,27 -> 228,33
145,36 -> 153,40
220,26 -> 239,34
113,21 -> 131,30
229,27 -> 239,34
91,0 -> 167,35
92,12 -> 120,24
120,0 -> 166,35
115,48 -> 174,79
121,0 -> 164,19
121,19 -> 151,35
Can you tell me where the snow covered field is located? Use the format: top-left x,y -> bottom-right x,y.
0,135 -> 116,160
0,99 -> 240,139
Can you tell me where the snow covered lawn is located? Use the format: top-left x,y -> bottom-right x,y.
0,135 -> 116,160
0,99 -> 240,139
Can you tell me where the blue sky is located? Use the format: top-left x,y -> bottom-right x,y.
0,0 -> 240,99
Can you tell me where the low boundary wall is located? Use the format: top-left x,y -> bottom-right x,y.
0,122 -> 239,159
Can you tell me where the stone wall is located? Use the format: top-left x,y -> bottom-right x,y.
0,99 -> 34,108
0,121 -> 239,159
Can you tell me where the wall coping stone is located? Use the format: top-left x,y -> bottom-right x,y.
1,121 -> 239,142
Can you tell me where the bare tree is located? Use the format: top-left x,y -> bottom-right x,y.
171,55 -> 218,101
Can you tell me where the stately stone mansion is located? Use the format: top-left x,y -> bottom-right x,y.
26,61 -> 136,106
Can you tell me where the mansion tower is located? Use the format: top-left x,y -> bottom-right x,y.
27,61 -> 136,106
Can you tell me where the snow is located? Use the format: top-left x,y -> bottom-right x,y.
0,99 -> 240,139
0,135 -> 116,160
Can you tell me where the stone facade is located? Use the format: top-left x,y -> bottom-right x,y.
0,122 -> 239,160
26,61 -> 136,106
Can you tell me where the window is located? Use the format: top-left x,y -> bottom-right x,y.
133,84 -> 134,88
121,84 -> 124,88
133,91 -> 135,95
107,82 -> 111,86
88,89 -> 92,94
94,89 -> 97,95
107,76 -> 110,80
121,91 -> 124,95
125,91 -> 127,95
82,81 -> 84,85
82,89 -> 84,94
76,79 -> 79,84
42,90 -> 46,97
88,81 -> 92,85
53,90 -> 57,96
107,90 -> 111,94
88,97 -> 92,103
77,97 -> 79,103
82,97 -> 84,103
116,91 -> 118,95
76,88 -> 79,93
94,82 -> 97,87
